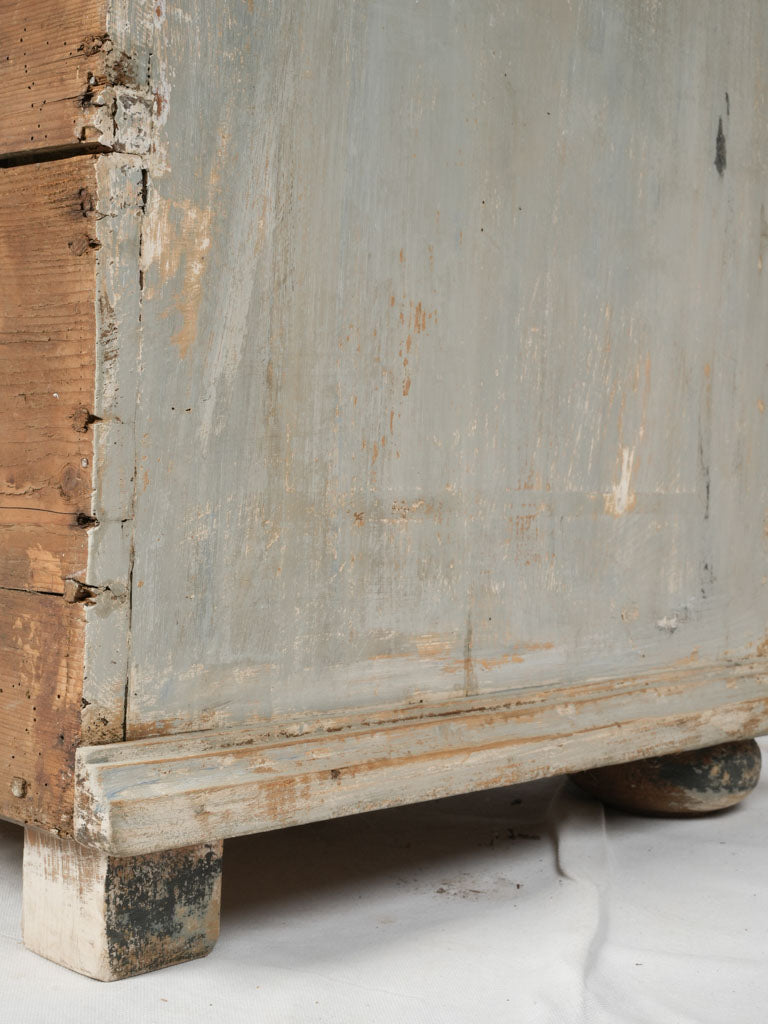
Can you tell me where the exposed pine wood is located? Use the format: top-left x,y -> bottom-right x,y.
0,156 -> 99,831
0,591 -> 84,832
76,661 -> 768,856
0,157 -> 98,517
0,0 -> 108,158
0,508 -> 84,594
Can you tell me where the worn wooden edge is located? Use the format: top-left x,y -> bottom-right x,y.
0,155 -> 99,518
74,659 -> 768,856
79,152 -> 144,747
0,0 -> 107,158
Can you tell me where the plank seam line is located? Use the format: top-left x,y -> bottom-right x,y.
0,585 -> 62,599
0,142 -> 112,169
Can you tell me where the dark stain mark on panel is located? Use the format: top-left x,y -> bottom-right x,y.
715,117 -> 727,176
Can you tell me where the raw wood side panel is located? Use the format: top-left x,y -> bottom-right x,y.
0,157 -> 100,829
0,592 -> 84,832
0,0 -> 107,158
0,157 -> 98,520
0,509 -> 83,594
76,662 -> 768,856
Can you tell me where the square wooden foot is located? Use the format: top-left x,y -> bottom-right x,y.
22,829 -> 222,980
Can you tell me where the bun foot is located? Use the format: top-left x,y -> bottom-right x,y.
569,739 -> 762,816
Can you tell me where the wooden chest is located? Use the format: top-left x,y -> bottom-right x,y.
2,0 -> 767,979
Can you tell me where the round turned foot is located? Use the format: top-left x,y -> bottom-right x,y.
569,739 -> 762,817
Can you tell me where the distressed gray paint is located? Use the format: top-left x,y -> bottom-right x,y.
81,1 -> 157,744
106,1 -> 768,737
75,661 -> 768,856
82,155 -> 144,744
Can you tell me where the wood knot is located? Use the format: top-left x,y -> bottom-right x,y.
58,464 -> 83,499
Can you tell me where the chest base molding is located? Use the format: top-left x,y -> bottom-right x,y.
75,659 -> 768,857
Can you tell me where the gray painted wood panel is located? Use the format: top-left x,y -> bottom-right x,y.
123,1 -> 768,737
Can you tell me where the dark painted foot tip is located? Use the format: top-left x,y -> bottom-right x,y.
569,739 -> 762,817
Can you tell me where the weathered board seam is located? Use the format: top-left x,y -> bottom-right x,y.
78,0 -> 154,749
80,153 -> 145,747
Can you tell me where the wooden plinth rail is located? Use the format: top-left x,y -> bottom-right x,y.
75,660 -> 768,857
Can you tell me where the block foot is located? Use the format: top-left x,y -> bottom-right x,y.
22,829 -> 222,980
569,739 -> 762,816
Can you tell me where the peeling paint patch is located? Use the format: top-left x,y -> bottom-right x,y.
656,615 -> 681,634
715,116 -> 726,176
143,197 -> 213,358
604,446 -> 636,516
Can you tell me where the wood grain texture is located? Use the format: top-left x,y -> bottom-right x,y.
128,0 -> 768,738
23,829 -> 222,981
0,592 -> 84,832
0,0 -> 107,158
0,156 -> 99,829
0,0 -> 155,161
0,508 -> 83,594
76,661 -> 768,856
0,156 -> 98,520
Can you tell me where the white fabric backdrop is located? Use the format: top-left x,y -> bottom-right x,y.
2,738 -> 767,1023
